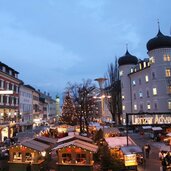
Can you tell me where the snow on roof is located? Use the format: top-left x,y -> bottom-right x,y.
103,127 -> 120,134
21,139 -> 50,152
142,126 -> 152,129
89,122 -> 100,127
35,136 -> 57,144
105,136 -> 136,148
57,135 -> 93,143
160,145 -> 170,152
53,139 -> 98,153
121,145 -> 142,155
166,133 -> 171,137
152,127 -> 162,131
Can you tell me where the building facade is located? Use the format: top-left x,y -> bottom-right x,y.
19,84 -> 33,123
118,27 -> 171,125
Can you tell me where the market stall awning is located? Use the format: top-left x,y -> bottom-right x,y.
121,145 -> 142,155
152,127 -> 162,131
53,139 -> 98,153
142,126 -> 152,130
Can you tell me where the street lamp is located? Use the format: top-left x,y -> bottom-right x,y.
94,78 -> 107,119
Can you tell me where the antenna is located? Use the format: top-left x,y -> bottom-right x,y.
157,19 -> 160,31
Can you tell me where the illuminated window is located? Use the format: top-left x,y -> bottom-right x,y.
165,68 -> 171,77
168,101 -> 171,110
147,103 -> 151,110
134,104 -> 137,110
130,68 -> 134,73
62,153 -> 72,163
76,153 -> 86,164
119,70 -> 123,76
139,63 -> 142,70
122,105 -> 125,111
153,88 -> 157,95
168,86 -> 171,94
139,91 -> 143,98
164,54 -> 171,61
145,75 -> 149,82
132,80 -> 136,86
164,54 -> 167,61
122,95 -> 125,100
149,56 -> 155,64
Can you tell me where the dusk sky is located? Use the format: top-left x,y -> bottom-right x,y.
0,0 -> 170,99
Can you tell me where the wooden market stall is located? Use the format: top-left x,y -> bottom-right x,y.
121,145 -> 143,168
104,136 -> 137,160
53,136 -> 98,171
8,139 -> 50,171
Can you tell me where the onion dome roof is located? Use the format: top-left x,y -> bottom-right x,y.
146,30 -> 171,51
118,50 -> 138,66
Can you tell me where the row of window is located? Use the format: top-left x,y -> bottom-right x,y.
0,80 -> 19,93
149,54 -> 171,64
0,66 -> 18,78
20,91 -> 32,98
122,88 -> 157,100
19,103 -> 33,113
132,74 -> 155,86
122,101 -> 171,111
0,95 -> 19,105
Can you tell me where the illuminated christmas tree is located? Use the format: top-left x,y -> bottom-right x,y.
60,92 -> 78,125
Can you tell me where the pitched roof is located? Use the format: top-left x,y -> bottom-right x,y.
105,136 -> 136,148
35,136 -> 57,144
121,145 -> 142,155
53,139 -> 98,153
21,139 -> 50,152
57,135 -> 93,143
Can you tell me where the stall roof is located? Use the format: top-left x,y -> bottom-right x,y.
142,126 -> 152,129
121,145 -> 142,155
160,145 -> 170,152
57,135 -> 93,143
35,136 -> 57,144
166,133 -> 171,137
105,136 -> 136,148
152,127 -> 162,131
53,139 -> 98,153
21,139 -> 50,152
103,127 -> 120,134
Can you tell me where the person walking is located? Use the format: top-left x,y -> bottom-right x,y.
144,144 -> 151,158
162,157 -> 168,171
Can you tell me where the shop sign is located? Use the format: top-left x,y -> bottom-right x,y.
124,154 -> 137,166
131,114 -> 171,125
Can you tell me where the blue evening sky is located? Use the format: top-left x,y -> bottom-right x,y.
0,0 -> 170,98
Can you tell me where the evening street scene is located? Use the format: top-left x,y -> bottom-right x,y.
0,1 -> 171,171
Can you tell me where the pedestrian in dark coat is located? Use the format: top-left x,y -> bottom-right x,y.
145,144 -> 151,158
162,157 -> 168,171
